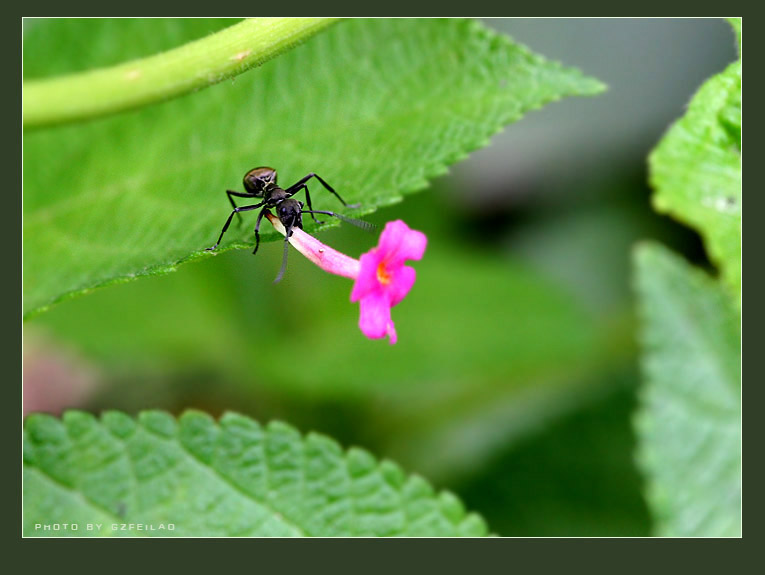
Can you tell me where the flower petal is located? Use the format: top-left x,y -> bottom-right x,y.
388,265 -> 416,307
385,320 -> 398,345
350,249 -> 382,302
377,220 -> 428,266
266,211 -> 422,346
357,290 -> 394,341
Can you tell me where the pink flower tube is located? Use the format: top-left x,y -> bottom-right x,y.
265,213 -> 427,344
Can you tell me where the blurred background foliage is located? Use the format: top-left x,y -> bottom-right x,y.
23,19 -> 738,536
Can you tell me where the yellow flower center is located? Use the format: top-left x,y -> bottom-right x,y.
377,262 -> 392,285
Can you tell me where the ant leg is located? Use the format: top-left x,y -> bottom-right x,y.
206,202 -> 264,251
286,173 -> 357,207
252,208 -> 268,256
290,183 -> 324,225
227,189 -> 258,226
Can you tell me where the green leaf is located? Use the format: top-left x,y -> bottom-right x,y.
648,20 -> 741,306
457,386 -> 651,536
633,244 -> 740,536
24,410 -> 489,537
23,18 -> 604,319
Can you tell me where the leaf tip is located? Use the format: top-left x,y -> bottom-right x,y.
458,512 -> 490,537
219,410 -> 263,435
102,410 -> 137,439
346,447 -> 376,478
62,410 -> 99,439
180,408 -> 217,425
631,241 -> 662,275
402,474 -> 434,500
437,490 -> 466,524
24,411 -> 65,444
305,431 -> 344,457
378,459 -> 407,489
138,410 -> 177,438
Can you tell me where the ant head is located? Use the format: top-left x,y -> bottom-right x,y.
243,166 -> 277,195
278,198 -> 304,228
273,199 -> 304,284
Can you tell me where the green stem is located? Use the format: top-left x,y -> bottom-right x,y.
23,18 -> 340,129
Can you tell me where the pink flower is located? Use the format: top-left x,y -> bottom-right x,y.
349,221 -> 427,344
265,213 -> 426,344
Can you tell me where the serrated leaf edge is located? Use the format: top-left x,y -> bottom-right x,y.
24,409 -> 489,537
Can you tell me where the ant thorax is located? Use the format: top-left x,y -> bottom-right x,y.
264,185 -> 289,203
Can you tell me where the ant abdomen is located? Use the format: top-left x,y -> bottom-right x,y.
243,166 -> 277,194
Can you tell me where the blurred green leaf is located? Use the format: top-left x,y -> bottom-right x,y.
23,18 -> 604,318
37,227 -> 606,398
457,384 -> 651,536
648,20 -> 741,307
633,243 -> 740,536
24,410 -> 488,537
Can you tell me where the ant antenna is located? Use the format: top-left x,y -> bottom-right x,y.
274,234 -> 291,283
303,210 -> 377,233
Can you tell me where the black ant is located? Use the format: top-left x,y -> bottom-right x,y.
206,167 -> 372,281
